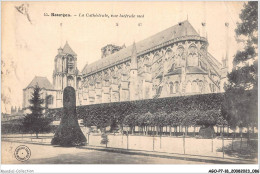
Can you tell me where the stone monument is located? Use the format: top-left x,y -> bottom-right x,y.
51,86 -> 86,146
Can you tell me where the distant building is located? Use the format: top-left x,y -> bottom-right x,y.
23,76 -> 58,113
2,106 -> 24,122
23,20 -> 228,110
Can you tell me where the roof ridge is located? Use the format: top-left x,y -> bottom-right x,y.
25,76 -> 54,90
82,20 -> 201,75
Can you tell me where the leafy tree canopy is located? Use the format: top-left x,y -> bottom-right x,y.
224,1 -> 258,129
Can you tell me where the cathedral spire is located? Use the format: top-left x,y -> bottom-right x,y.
131,41 -> 138,70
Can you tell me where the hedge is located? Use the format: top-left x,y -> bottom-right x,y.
46,93 -> 224,128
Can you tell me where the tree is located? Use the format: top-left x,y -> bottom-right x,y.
223,1 -> 258,144
168,111 -> 184,136
227,1 -> 258,90
123,113 -> 137,134
154,111 -> 167,135
22,85 -> 52,138
182,110 -> 200,136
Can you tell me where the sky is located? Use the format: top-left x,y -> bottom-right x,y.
2,1 -> 245,113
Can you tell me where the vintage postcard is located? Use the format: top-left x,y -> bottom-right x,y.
1,1 -> 259,173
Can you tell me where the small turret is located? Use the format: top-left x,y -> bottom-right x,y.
58,47 -> 63,54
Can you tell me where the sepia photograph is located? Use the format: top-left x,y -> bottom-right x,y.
1,1 -> 259,173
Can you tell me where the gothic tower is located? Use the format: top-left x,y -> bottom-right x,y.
53,41 -> 78,91
129,42 -> 139,101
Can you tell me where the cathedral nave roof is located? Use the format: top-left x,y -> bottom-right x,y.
82,20 -> 201,76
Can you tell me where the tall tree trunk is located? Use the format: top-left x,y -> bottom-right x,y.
240,127 -> 243,151
121,133 -> 123,146
193,126 -> 196,137
175,126 -> 177,136
160,133 -> 162,149
156,126 -> 158,136
247,124 -> 250,147
153,126 -> 155,151
185,126 -> 188,136
231,132 -> 234,151
127,133 -> 129,150
211,133 -> 214,152
169,126 -> 172,136
222,125 -> 224,158
222,125 -> 225,136
88,133 -> 90,145
183,132 -> 185,154
121,125 -> 124,134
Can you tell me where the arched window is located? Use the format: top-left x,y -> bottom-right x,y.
176,46 -> 184,68
169,82 -> 173,94
152,54 -> 161,74
209,83 -> 215,92
67,76 -> 74,87
212,84 -> 215,92
174,81 -> 179,93
187,45 -> 199,67
46,95 -> 53,106
77,77 -> 82,88
164,49 -> 173,72
67,55 -> 74,74
198,80 -> 204,93
145,87 -> 150,99
144,56 -> 150,66
200,45 -> 206,54
57,58 -> 62,72
192,80 -> 200,93
186,81 -> 192,93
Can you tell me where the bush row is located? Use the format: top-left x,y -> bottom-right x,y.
46,93 -> 225,129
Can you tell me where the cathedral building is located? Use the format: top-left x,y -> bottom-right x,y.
23,20 -> 228,110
